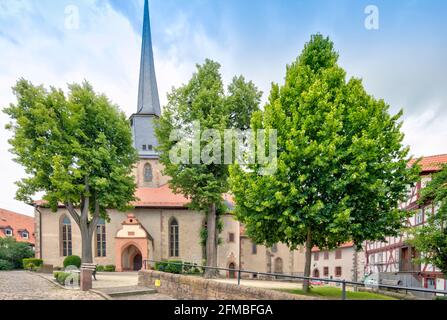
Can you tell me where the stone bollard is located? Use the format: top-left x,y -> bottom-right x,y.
80,264 -> 94,291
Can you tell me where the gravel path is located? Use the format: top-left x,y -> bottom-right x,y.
0,271 -> 103,300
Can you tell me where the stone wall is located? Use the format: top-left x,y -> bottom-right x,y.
138,270 -> 315,300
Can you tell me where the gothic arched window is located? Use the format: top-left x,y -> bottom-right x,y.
96,218 -> 106,257
169,218 -> 179,257
144,163 -> 153,182
61,216 -> 72,257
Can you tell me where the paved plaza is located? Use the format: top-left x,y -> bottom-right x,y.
0,271 -> 103,300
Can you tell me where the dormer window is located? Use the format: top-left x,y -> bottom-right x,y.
22,231 -> 29,239
5,228 -> 13,237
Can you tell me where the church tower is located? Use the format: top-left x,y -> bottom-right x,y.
131,0 -> 167,188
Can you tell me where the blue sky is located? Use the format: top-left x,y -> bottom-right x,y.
0,0 -> 446,214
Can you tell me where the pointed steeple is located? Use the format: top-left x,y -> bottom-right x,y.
130,0 -> 160,160
137,0 -> 161,116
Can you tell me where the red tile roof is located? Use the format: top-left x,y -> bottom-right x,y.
132,184 -> 190,208
409,154 -> 447,173
0,208 -> 35,245
35,184 -> 235,210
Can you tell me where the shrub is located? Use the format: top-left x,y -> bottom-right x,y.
183,262 -> 203,275
63,255 -> 81,268
0,259 -> 14,271
96,265 -> 105,272
0,238 -> 34,269
56,272 -> 70,285
23,258 -> 44,270
54,271 -> 79,286
104,265 -> 115,272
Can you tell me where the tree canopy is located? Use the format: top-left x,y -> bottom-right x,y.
4,79 -> 138,262
229,34 -> 420,290
155,59 -> 261,271
409,164 -> 447,275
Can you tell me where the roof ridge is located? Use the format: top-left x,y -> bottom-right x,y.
0,208 -> 34,219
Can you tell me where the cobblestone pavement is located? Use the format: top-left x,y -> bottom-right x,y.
0,271 -> 103,300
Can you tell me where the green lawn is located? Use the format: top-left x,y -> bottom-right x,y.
279,286 -> 397,300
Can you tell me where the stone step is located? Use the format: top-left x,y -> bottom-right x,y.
97,286 -> 157,298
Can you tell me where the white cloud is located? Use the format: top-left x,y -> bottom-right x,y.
0,0 -> 142,215
0,0 -> 446,216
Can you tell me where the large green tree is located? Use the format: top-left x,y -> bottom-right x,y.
408,164 -> 447,275
229,34 -> 419,292
155,60 -> 261,276
4,79 -> 138,263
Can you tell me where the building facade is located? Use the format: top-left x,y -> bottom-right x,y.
34,0 -> 306,276
311,242 -> 365,283
364,154 -> 447,291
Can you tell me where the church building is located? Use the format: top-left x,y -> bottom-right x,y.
33,0 -> 305,276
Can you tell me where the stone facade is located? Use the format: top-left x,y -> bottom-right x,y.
138,270 -> 315,300
310,244 -> 365,283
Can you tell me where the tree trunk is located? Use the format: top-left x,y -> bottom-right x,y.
303,227 -> 312,293
205,203 -> 218,278
66,196 -> 100,265
81,225 -> 93,263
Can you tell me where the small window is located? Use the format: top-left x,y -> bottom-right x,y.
5,228 -> 13,237
314,252 -> 319,261
416,209 -> 423,225
335,249 -> 342,259
323,267 -> 329,277
228,233 -> 235,243
324,251 -> 329,260
335,266 -> 342,277
252,242 -> 257,255
271,243 -> 278,253
147,145 -> 153,151
142,145 -> 147,151
22,231 -> 29,239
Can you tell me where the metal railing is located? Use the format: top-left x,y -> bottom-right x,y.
143,259 -> 447,300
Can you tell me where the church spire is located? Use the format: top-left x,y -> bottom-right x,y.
137,0 -> 161,116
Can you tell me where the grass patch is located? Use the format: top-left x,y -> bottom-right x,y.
279,286 -> 397,300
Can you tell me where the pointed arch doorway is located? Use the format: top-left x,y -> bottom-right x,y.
115,214 -> 153,272
121,243 -> 143,271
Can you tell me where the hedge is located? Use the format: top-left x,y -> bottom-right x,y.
104,265 -> 116,272
53,271 -> 79,286
154,260 -> 202,274
0,259 -> 14,271
0,238 -> 34,269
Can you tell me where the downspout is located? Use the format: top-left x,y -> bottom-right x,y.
32,204 -> 43,260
